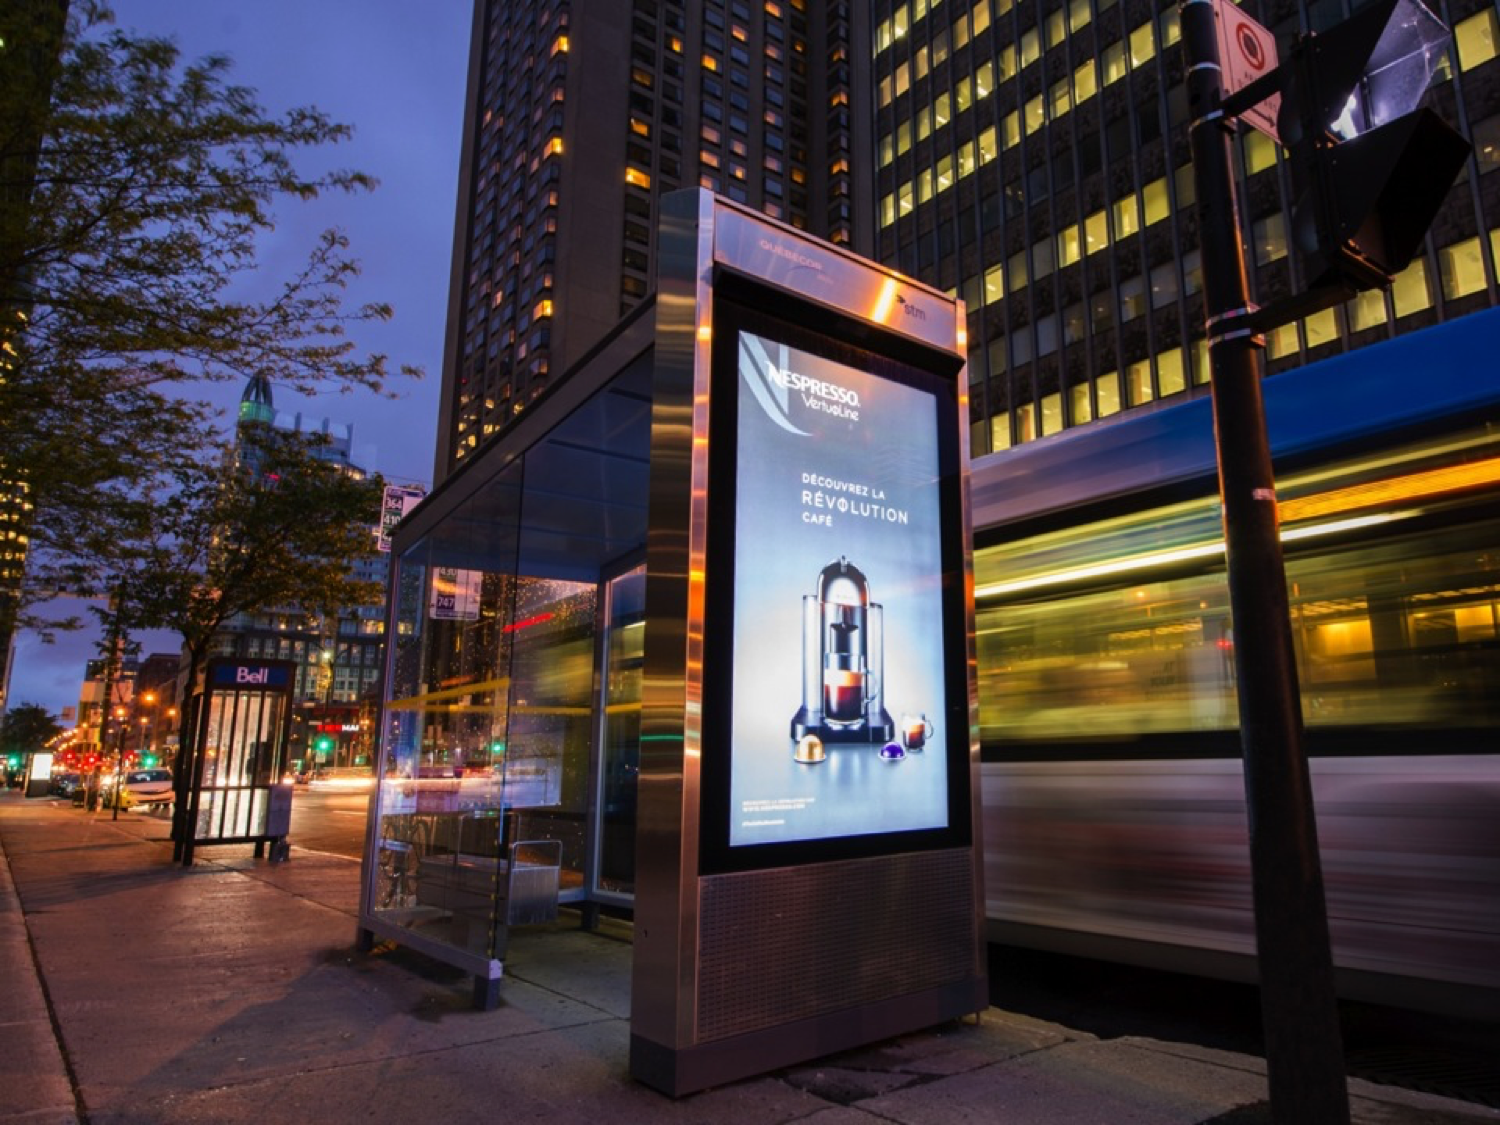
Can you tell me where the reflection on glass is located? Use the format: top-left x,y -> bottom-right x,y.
597,565 -> 645,896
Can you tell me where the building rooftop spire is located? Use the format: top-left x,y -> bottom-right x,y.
238,372 -> 275,428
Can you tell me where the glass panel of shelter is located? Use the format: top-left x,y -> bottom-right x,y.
370,457 -> 604,958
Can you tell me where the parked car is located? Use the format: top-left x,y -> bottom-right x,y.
51,771 -> 83,798
99,768 -> 174,809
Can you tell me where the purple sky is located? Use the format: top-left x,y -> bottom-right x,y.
7,2 -> 472,721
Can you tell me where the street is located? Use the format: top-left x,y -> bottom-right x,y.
287,778 -> 373,859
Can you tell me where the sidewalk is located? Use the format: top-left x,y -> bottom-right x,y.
2,792 -> 1494,1125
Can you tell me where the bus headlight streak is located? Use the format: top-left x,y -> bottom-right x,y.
975,511 -> 1409,600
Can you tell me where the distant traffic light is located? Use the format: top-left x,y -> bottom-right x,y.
1278,0 -> 1470,294
312,735 -> 335,757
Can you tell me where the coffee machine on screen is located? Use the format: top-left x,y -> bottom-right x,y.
790,557 -> 895,745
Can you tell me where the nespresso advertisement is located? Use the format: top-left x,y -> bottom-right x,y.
729,330 -> 950,847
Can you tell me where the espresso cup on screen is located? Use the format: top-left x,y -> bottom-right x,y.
824,669 -> 865,722
901,712 -> 934,750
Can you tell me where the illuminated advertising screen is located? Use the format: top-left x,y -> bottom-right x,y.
720,322 -> 955,851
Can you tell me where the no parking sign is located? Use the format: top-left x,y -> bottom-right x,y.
1215,0 -> 1282,144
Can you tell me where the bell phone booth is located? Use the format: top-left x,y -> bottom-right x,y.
176,658 -> 296,866
631,192 -> 985,1094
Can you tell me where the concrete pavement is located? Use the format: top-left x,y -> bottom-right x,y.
2,790 -> 1495,1125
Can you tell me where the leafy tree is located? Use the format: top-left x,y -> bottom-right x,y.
112,426 -> 384,852
0,2 -> 417,641
1,701 -> 63,757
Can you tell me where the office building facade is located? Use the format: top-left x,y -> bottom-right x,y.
435,0 -> 874,479
870,0 -> 1500,455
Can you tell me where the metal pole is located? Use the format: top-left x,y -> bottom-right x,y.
1180,4 -> 1350,1122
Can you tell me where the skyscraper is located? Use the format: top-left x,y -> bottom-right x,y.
434,0 -> 873,480
870,0 -> 1500,456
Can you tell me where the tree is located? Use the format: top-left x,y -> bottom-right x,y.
1,701 -> 63,758
0,2 -> 418,642
116,426 -> 384,854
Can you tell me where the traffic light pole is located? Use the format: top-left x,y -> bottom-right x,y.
1180,3 -> 1350,1122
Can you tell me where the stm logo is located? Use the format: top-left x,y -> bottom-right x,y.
896,294 -> 927,321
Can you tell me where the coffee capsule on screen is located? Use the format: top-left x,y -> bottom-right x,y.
794,734 -> 825,764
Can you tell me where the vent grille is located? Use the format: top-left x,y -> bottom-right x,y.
696,849 -> 976,1042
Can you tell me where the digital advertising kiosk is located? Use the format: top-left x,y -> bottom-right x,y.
630,192 -> 985,1094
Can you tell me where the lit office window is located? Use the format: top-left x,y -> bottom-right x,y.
934,91 -> 952,130
1058,224 -> 1082,267
1025,94 -> 1045,133
897,119 -> 912,155
1085,209 -> 1108,254
957,73 -> 974,112
976,61 -> 995,99
1102,41 -> 1127,84
880,132 -> 894,165
1268,322 -> 1299,359
1129,21 -> 1156,68
1439,236 -> 1487,299
1001,111 -> 1020,149
898,182 -> 915,215
1095,371 -> 1121,416
998,44 -> 1018,81
1455,8 -> 1499,71
1142,177 -> 1170,225
1113,193 -> 1141,239
1392,258 -> 1433,317
984,263 -> 1005,302
1050,76 -> 1072,118
1344,288 -> 1387,332
953,8 -> 971,49
1126,359 -> 1154,405
958,139 -> 977,177
1069,382 -> 1093,424
978,124 -> 998,163
1045,8 -> 1066,47
990,415 -> 1013,452
880,194 -> 896,227
1304,308 -> 1338,349
973,1 -> 991,36
1041,391 -> 1063,436
1074,59 -> 1098,103
1015,403 -> 1037,443
1021,26 -> 1041,68
1243,129 -> 1279,174
936,154 -> 954,193
1158,348 -> 1186,396
1191,339 -> 1210,385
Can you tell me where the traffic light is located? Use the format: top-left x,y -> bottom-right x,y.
1278,0 -> 1470,295
313,735 -> 335,758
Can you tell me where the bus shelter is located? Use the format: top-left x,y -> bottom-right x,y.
360,191 -> 983,1088
359,307 -> 655,1007
175,658 -> 296,866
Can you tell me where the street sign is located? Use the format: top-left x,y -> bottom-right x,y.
1215,0 -> 1282,144
377,484 -> 426,553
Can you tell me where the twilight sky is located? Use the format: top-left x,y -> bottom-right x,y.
7,2 -> 473,720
